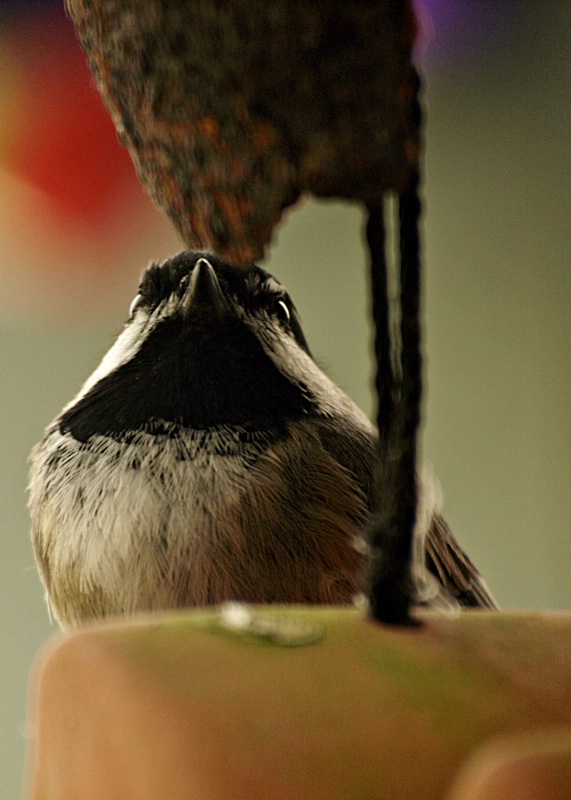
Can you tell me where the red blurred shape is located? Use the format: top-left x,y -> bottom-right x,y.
6,7 -> 139,227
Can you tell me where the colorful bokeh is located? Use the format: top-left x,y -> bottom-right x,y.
0,0 -> 533,227
0,0 -> 553,321
416,0 -> 530,69
0,0 -> 179,322
1,2 -> 142,226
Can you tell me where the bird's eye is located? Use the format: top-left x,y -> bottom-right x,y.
128,294 -> 145,318
275,299 -> 291,324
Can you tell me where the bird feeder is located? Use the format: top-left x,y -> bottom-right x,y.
20,2 -> 571,798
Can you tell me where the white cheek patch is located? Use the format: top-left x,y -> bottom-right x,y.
62,294 -> 182,412
63,314 -> 148,411
246,317 -> 376,436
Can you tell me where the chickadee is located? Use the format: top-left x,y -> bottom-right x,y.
29,252 -> 496,627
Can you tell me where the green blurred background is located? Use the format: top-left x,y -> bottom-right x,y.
1,2 -> 569,796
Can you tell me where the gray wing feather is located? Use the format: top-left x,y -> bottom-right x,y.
425,514 -> 498,609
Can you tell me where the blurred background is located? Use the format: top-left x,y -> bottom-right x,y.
1,0 -> 569,795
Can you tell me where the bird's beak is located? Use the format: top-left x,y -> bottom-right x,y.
181,258 -> 229,321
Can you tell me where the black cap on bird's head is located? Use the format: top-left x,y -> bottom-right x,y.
59,252 -> 319,442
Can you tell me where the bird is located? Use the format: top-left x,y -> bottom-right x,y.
28,251 -> 497,627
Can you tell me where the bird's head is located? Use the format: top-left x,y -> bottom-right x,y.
58,252 -> 358,442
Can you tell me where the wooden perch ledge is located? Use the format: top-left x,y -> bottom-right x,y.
23,608 -> 571,799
